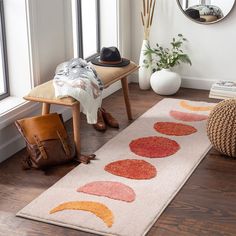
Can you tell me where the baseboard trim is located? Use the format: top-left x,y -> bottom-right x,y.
181,76 -> 217,90
0,134 -> 24,163
0,82 -> 122,163
130,73 -> 217,91
0,102 -> 40,130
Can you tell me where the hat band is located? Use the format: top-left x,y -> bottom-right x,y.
99,59 -> 122,65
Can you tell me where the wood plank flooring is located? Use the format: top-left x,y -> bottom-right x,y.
0,84 -> 236,236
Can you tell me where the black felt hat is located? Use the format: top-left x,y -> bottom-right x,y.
185,9 -> 206,22
91,47 -> 130,67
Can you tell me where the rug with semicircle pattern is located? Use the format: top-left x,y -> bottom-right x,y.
17,98 -> 215,236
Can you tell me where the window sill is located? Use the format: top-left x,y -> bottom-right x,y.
0,96 -> 40,129
0,96 -> 26,114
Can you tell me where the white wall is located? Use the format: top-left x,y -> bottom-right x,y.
28,0 -> 74,85
100,0 -> 118,48
99,0 -> 131,58
130,0 -> 236,89
117,0 -> 131,58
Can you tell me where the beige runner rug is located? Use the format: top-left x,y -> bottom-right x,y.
17,98 -> 215,236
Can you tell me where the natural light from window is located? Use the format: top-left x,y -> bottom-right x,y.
0,39 -> 5,96
0,1 -> 8,99
81,0 -> 98,58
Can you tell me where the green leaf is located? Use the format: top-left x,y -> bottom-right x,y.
142,33 -> 191,69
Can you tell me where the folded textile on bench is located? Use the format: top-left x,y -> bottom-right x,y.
53,58 -> 104,124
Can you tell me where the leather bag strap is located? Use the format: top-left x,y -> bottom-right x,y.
33,135 -> 48,160
21,154 -> 33,170
57,131 -> 70,157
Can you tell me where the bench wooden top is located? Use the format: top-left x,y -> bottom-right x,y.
24,61 -> 138,106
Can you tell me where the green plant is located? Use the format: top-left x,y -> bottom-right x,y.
144,34 -> 192,72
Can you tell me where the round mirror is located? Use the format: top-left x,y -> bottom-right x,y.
177,0 -> 235,24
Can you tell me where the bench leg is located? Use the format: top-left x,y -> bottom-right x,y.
72,103 -> 95,164
72,103 -> 81,156
42,103 -> 50,115
121,77 -> 133,120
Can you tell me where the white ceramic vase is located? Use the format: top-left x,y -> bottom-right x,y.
150,69 -> 181,95
138,39 -> 152,90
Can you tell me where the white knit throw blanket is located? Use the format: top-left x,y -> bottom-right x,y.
53,58 -> 103,124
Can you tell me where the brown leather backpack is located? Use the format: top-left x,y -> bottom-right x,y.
15,113 -> 76,169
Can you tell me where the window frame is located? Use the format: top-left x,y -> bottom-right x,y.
76,0 -> 101,61
0,0 -> 9,101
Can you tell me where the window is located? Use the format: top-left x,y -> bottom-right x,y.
0,0 -> 9,100
77,0 -> 100,60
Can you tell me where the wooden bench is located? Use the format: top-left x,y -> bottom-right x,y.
24,61 -> 139,162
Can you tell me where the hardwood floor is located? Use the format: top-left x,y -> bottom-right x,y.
0,84 -> 236,236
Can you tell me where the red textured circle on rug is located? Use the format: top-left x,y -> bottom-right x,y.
104,159 -> 157,180
154,122 -> 197,136
130,136 -> 180,158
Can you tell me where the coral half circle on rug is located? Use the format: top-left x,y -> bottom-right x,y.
170,110 -> 208,122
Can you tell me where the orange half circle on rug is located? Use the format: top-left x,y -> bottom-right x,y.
180,101 -> 214,111
130,136 -> 180,158
50,201 -> 114,228
77,181 -> 136,202
105,159 -> 157,180
154,122 -> 197,136
170,110 -> 208,122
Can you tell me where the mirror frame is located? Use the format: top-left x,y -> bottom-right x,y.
176,0 -> 236,24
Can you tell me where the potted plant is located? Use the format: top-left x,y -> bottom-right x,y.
144,34 -> 192,95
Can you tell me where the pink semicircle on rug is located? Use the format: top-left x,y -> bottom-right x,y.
170,110 -> 208,122
77,181 -> 136,202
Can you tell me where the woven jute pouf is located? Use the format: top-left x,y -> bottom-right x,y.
207,99 -> 236,157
